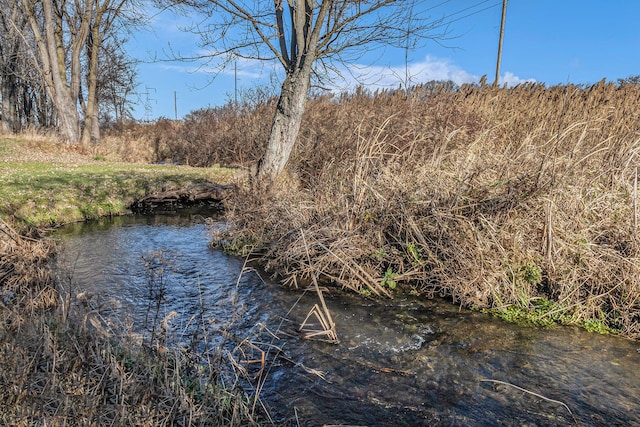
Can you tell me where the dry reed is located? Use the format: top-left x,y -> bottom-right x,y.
218,81 -> 640,338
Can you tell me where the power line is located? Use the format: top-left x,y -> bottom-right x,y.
420,0 -> 454,14
443,0 -> 495,19
417,0 -> 496,19
430,1 -> 502,30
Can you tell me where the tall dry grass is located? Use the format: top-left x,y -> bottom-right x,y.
105,96 -> 275,167
214,81 -> 640,338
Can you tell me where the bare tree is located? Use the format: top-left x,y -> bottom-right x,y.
80,0 -> 140,144
19,0 -> 93,142
1,0 -> 57,132
96,39 -> 137,124
3,0 -> 139,143
170,0 -> 445,183
0,0 -> 28,133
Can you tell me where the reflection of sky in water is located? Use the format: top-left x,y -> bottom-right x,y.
54,214 -> 257,338
54,214 -> 640,426
1,290 -> 14,303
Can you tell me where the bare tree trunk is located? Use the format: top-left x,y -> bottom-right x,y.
24,0 -> 89,143
80,101 -> 100,144
42,3 -> 81,142
56,96 -> 81,141
257,68 -> 311,182
0,14 -> 22,133
22,87 -> 34,126
81,18 -> 102,145
35,89 -> 48,127
1,72 -> 19,133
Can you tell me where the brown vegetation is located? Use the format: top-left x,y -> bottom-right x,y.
75,81 -> 640,338
0,218 -> 260,425
1,79 -> 639,424
197,81 -> 639,338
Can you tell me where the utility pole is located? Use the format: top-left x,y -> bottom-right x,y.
174,91 -> 178,120
494,0 -> 508,86
234,61 -> 238,105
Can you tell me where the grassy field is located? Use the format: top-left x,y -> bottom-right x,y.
0,136 -> 237,226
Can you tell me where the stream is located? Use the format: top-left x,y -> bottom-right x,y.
53,210 -> 640,426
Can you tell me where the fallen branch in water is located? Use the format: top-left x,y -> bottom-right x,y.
480,378 -> 573,416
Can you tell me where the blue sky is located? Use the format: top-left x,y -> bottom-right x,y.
128,1 -> 640,120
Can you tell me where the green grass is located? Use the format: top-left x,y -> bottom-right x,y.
0,139 -> 14,157
0,138 -> 238,226
482,298 -> 621,335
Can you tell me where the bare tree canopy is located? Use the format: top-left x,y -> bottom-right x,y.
184,1 -> 442,71
165,0 -> 446,183
0,0 -> 141,142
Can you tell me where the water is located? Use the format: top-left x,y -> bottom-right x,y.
53,212 -> 640,426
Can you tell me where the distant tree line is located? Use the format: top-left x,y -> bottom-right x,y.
0,0 -> 139,143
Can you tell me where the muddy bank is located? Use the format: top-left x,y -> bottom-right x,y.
129,182 -> 236,213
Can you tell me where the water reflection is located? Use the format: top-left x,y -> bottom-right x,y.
54,212 -> 640,426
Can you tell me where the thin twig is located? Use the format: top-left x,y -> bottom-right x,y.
480,379 -> 573,416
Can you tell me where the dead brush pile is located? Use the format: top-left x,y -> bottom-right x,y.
222,82 -> 640,338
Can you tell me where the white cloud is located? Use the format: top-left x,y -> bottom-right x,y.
164,50 -> 281,81
226,57 -> 282,80
500,71 -> 536,87
328,55 -> 478,91
326,55 -> 535,91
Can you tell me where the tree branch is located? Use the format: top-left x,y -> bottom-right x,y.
274,0 -> 290,67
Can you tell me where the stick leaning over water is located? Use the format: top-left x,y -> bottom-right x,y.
299,229 -> 338,343
480,379 -> 573,416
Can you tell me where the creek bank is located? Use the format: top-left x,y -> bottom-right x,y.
0,136 -> 252,424
0,136 -> 240,226
129,182 -> 237,214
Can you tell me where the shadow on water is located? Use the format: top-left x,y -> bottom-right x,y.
53,211 -> 640,426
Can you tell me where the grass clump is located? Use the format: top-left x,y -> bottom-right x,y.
0,300 -> 258,425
